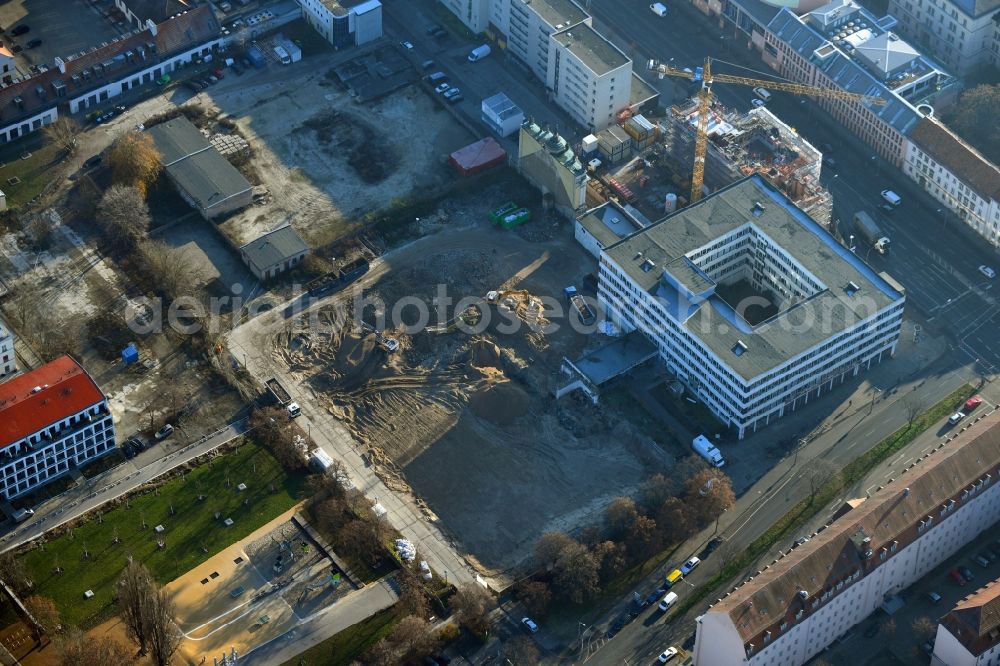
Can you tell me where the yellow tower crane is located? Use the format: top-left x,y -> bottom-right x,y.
646,56 -> 888,204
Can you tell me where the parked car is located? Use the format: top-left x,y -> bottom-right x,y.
154,424 -> 174,440
680,557 -> 701,575
701,536 -> 724,558
443,87 -> 461,99
949,412 -> 965,426
25,39 -> 41,49
126,436 -> 144,451
433,82 -> 450,94
83,154 -> 103,169
949,569 -> 967,586
975,554 -> 991,567
928,591 -> 942,604
95,110 -> 115,123
400,41 -> 414,50
521,617 -> 538,633
979,265 -> 996,279
421,59 -> 435,70
658,647 -> 679,663
214,68 -> 225,79
11,25 -> 30,36
960,566 -> 975,582
965,395 -> 984,412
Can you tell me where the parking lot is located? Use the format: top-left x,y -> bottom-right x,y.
819,521 -> 1000,665
0,0 -> 126,78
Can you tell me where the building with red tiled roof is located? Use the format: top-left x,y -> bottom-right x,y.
0,356 -> 115,500
935,580 -> 1000,666
695,408 -> 1000,665
0,6 -> 222,145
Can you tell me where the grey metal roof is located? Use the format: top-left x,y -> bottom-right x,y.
147,116 -> 211,166
577,201 -> 647,249
767,9 -> 920,136
240,225 -> 309,272
164,149 -> 252,212
551,23 -> 629,76
482,93 -> 523,121
602,175 -> 904,380
853,32 -> 920,77
728,0 -> 783,27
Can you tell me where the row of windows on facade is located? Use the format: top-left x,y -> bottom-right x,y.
4,429 -> 114,479
600,261 -> 901,403
5,419 -> 114,470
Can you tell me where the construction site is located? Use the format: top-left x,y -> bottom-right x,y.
581,96 -> 832,226
229,201 -> 672,575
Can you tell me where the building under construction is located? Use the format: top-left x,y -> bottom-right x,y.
589,96 -> 832,227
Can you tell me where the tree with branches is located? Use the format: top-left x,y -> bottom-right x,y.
0,551 -> 33,596
136,239 -> 198,302
516,580 -> 552,617
685,468 -> 736,526
43,117 -> 80,154
533,532 -> 577,570
118,559 -> 155,655
107,131 -> 162,197
806,458 -> 841,501
146,587 -> 181,666
603,496 -> 638,539
58,630 -> 133,666
912,615 -> 937,640
97,185 -> 151,255
24,596 -> 60,636
450,583 -> 496,636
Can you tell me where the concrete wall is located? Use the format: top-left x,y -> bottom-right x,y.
0,107 -> 57,145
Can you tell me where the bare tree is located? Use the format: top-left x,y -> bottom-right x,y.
883,617 -> 897,636
0,552 -> 34,596
715,539 -> 741,568
146,587 -> 181,666
136,239 -> 197,302
903,395 -> 925,427
685,468 -> 736,526
603,496 -> 639,538
912,615 -> 937,640
43,117 -> 80,154
806,458 -> 841,501
337,519 -> 387,569
505,636 -> 540,665
24,596 -> 60,636
516,580 -> 552,617
450,583 -> 496,636
395,566 -> 430,619
96,185 -> 151,254
107,131 -> 162,197
118,559 -> 155,655
57,630 -> 133,666
533,532 -> 576,570
250,406 -> 304,471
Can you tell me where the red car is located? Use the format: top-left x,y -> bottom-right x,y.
213,68 -> 225,79
950,569 -> 967,586
965,396 -> 983,412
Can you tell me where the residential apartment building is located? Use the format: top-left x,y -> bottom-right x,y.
547,23 -> 632,131
903,117 -> 1000,248
935,579 -> 1000,666
0,356 -> 116,500
888,0 -> 1000,75
0,324 -> 15,381
441,0 -> 491,33
0,6 -> 223,144
695,409 -> 1000,665
297,0 -> 383,48
502,0 -> 589,81
595,175 -> 904,439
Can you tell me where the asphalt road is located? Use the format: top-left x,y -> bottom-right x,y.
0,419 -> 248,552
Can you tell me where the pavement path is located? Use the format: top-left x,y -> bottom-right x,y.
239,577 -> 400,666
0,418 -> 248,552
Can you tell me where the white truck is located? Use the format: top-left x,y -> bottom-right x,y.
273,45 -> 292,65
853,210 -> 891,254
11,508 -> 34,523
692,435 -> 725,468
467,44 -> 492,62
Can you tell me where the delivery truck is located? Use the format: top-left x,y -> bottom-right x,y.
692,434 -> 725,467
853,210 -> 891,255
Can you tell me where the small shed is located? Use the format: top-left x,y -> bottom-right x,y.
240,226 -> 310,281
449,137 -> 507,176
481,93 -> 524,137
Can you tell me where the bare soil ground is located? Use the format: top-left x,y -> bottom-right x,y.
206,71 -> 474,247
251,199 -> 665,573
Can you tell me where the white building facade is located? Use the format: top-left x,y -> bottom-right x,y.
504,0 -> 589,82
596,176 -> 904,438
0,356 -> 116,500
440,0 -> 491,33
0,324 -> 15,380
695,411 -> 1000,665
888,0 -> 1000,75
903,118 -> 1000,248
548,24 -> 632,131
297,0 -> 382,48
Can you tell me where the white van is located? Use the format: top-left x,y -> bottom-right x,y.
753,87 -> 772,102
287,402 -> 301,418
658,591 -> 679,611
881,189 -> 901,206
467,44 -> 492,62
650,2 -> 668,16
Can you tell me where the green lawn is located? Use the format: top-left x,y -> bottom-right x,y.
19,440 -> 305,628
280,606 -> 403,666
0,140 -> 64,209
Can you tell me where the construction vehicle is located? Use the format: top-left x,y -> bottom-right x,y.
853,210 -> 891,254
359,322 -> 399,352
306,258 -> 370,297
646,57 -> 888,204
564,286 -> 596,326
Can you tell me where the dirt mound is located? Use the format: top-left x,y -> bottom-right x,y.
469,338 -> 502,369
468,382 -> 531,426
